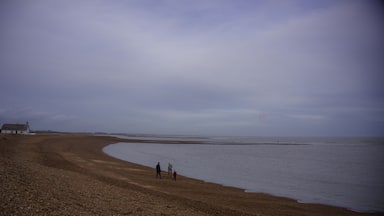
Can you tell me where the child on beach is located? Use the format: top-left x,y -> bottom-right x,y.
173,170 -> 177,181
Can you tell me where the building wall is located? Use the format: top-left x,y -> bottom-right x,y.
0,129 -> 29,134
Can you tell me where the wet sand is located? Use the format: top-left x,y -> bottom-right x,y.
1,134 -> 382,215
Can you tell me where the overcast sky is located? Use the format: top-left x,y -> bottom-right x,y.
1,0 -> 383,136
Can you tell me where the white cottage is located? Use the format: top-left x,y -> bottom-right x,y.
1,122 -> 30,134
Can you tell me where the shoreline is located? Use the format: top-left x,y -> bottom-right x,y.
104,139 -> 383,213
1,133 -> 383,215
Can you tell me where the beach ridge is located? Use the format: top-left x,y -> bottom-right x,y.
1,134 -> 382,215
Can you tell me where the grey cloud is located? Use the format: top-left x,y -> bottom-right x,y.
1,0 -> 383,136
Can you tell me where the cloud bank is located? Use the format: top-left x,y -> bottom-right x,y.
1,0 -> 383,136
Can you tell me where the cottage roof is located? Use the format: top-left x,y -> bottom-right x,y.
1,123 -> 29,131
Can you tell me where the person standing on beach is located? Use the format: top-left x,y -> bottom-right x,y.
156,162 -> 161,179
168,162 -> 173,177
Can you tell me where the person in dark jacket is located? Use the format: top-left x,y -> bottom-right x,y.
156,162 -> 161,179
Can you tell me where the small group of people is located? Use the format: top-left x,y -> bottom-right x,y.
155,162 -> 177,181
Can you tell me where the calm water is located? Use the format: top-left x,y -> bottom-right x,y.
103,136 -> 384,212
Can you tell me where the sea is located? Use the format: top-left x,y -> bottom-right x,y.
103,135 -> 384,213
